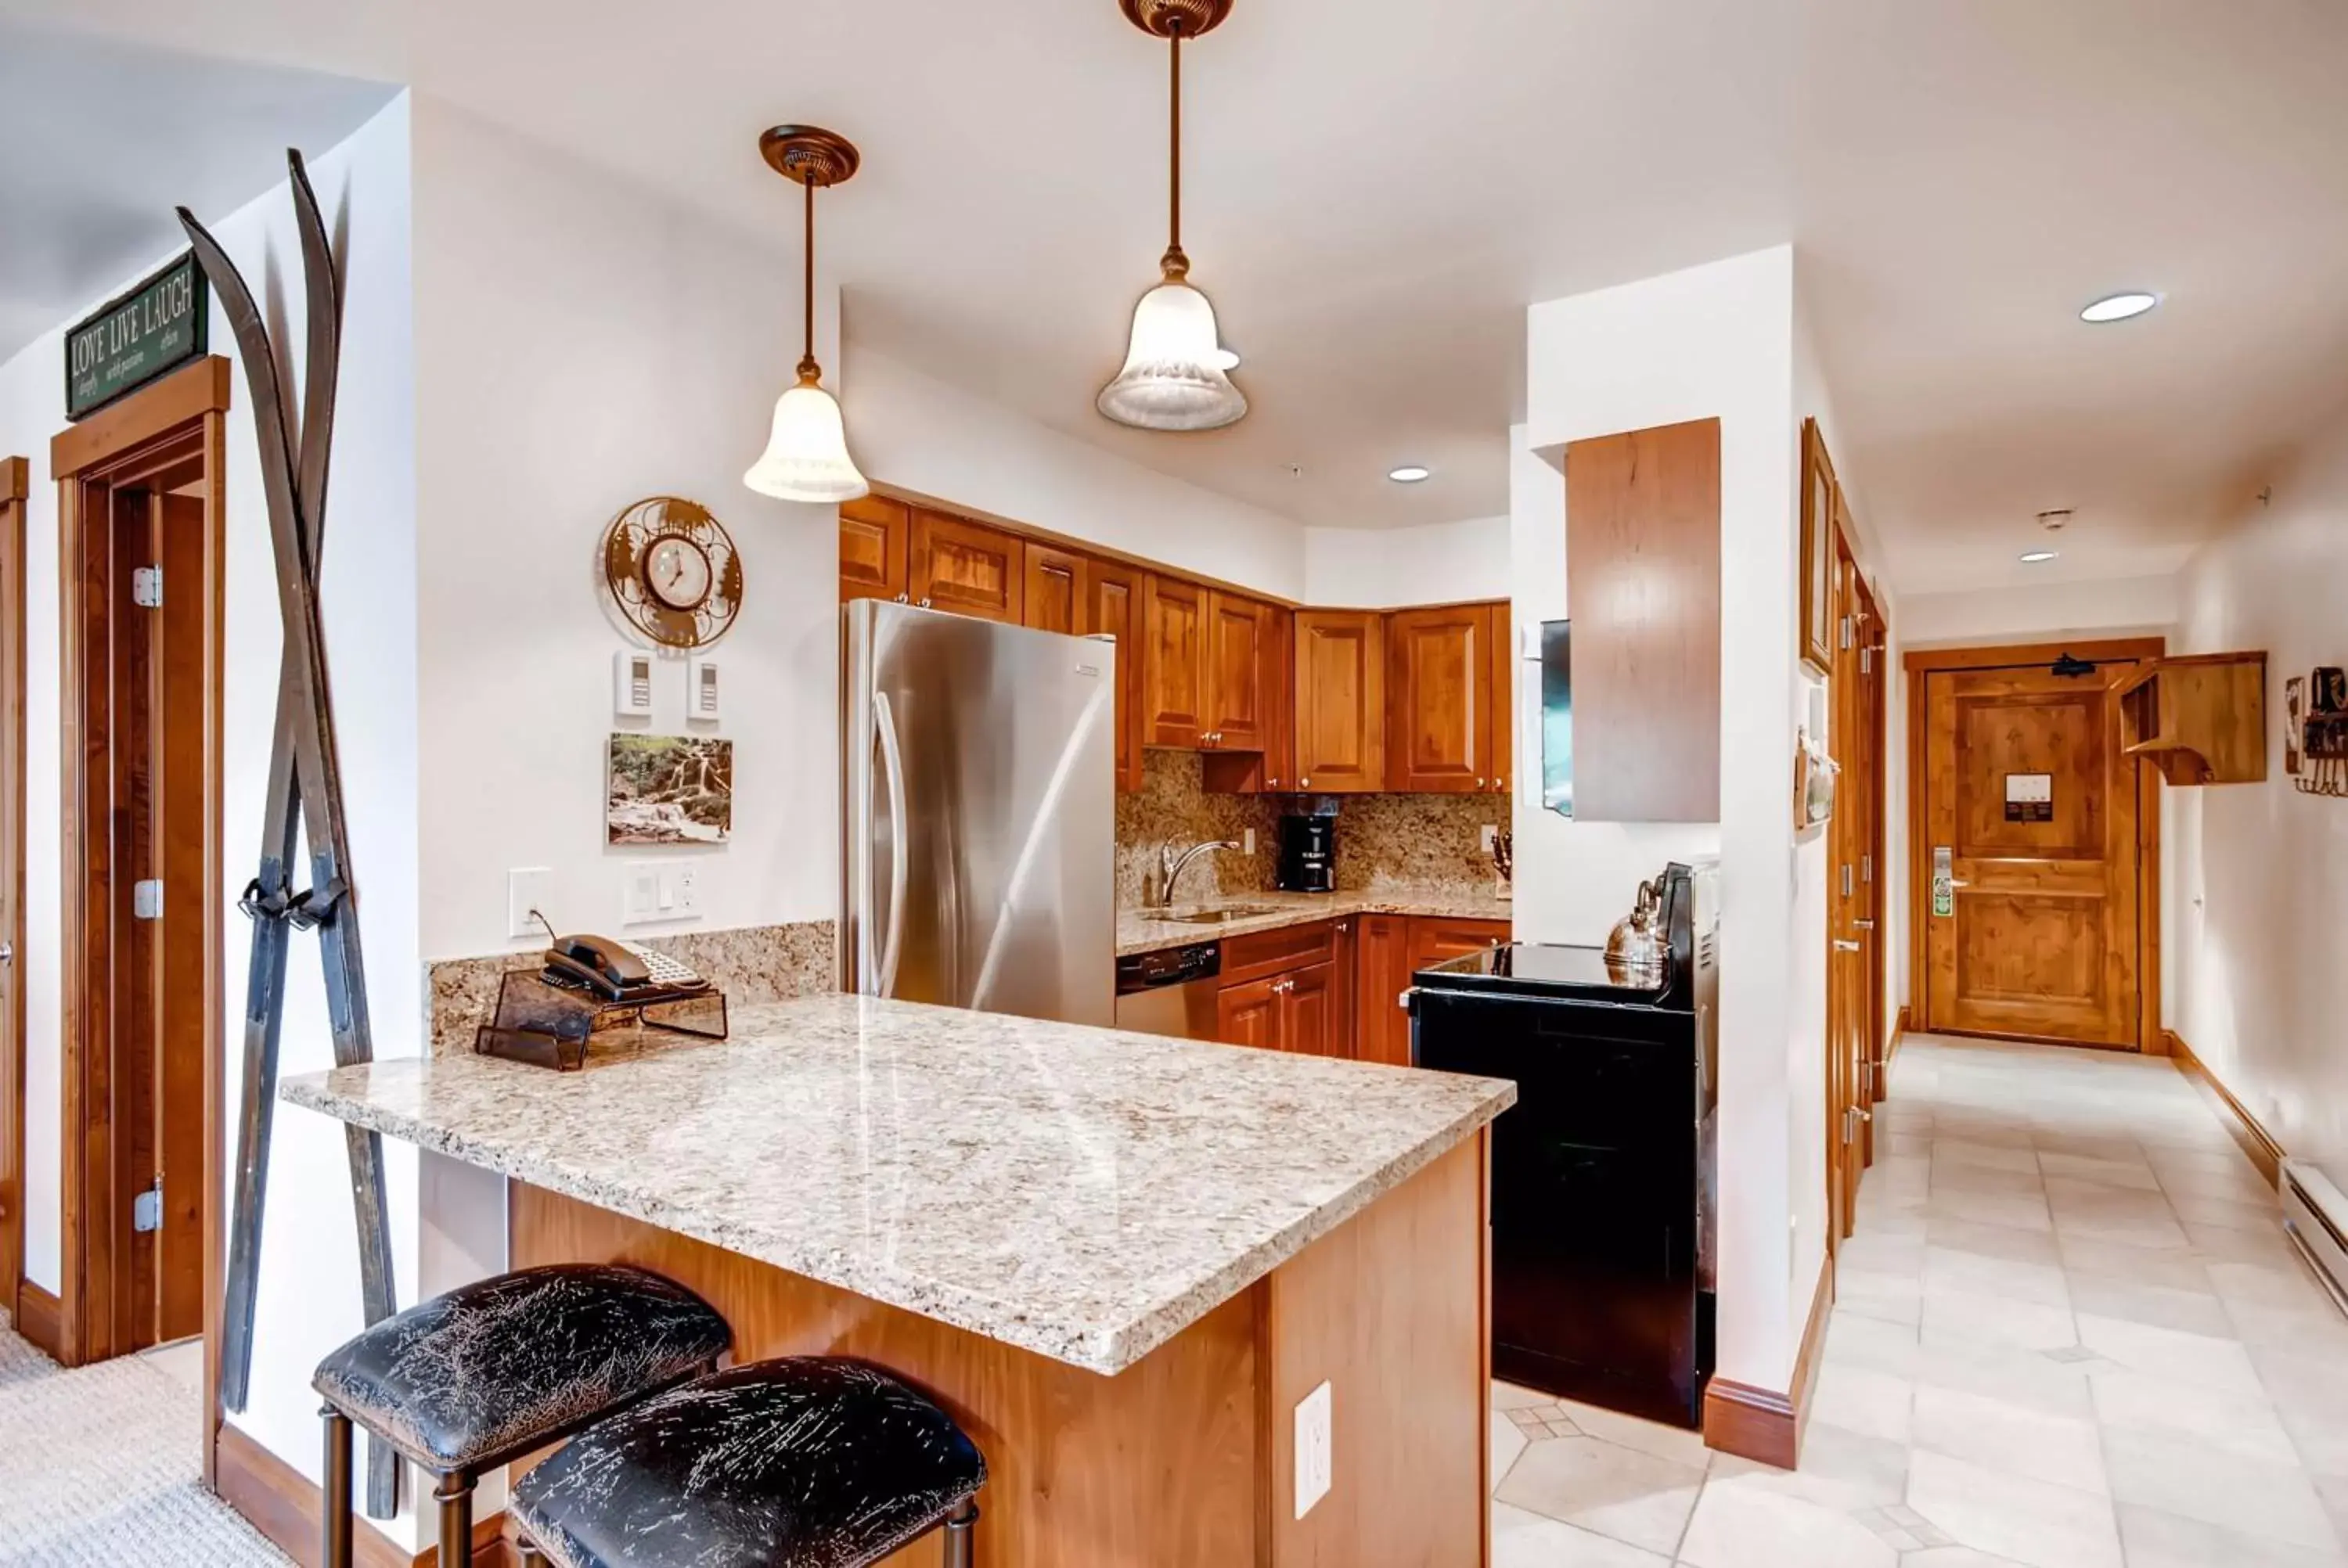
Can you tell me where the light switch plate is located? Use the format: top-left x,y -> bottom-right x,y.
1479,824 -> 1498,853
614,649 -> 655,718
1243,827 -> 1257,855
507,868 -> 553,940
1295,1380 -> 1332,1519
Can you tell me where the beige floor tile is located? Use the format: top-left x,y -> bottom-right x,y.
1840,1230 -> 1928,1278
1933,1160 -> 2050,1199
1823,1309 -> 1924,1378
1930,1188 -> 2057,1233
2051,1210 -> 2193,1252
1921,1286 -> 2080,1353
2115,1502 -> 2348,1568
1925,1245 -> 2073,1307
2054,1234 -> 2217,1293
1781,1421 -> 1910,1511
1493,1408 -> 1531,1488
2063,1272 -> 2237,1336
1676,1473 -> 1897,1568
2253,1343 -> 2348,1428
2101,1424 -> 2341,1551
1489,1500 -> 1673,1566
2175,1191 -> 2291,1234
2086,1365 -> 2299,1464
2074,1311 -> 2265,1397
2210,1257 -> 2339,1312
2227,1297 -> 2348,1354
1906,1448 -> 2123,1568
1928,1214 -> 2065,1267
1912,1383 -> 2108,1496
1936,1138 -> 2042,1173
2278,1401 -> 2348,1481
1913,1329 -> 2098,1420
2319,1474 -> 2348,1552
1810,1361 -> 1914,1444
1493,1379 -> 1549,1411
2033,1151 -> 2162,1191
1548,1398 -> 1713,1470
1901,1551 -> 2038,1568
1838,1265 -> 1925,1327
1492,1434 -> 1705,1557
2188,1219 -> 2306,1265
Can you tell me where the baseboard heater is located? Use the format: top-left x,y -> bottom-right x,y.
2281,1160 -> 2348,1318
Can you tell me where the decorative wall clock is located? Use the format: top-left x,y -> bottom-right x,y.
602,496 -> 744,648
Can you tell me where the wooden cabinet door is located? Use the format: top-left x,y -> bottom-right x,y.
1216,976 -> 1282,1051
1329,916 -> 1359,1059
1089,560 -> 1145,793
1141,574 -> 1209,748
1294,610 -> 1385,792
1280,962 -> 1338,1057
1022,544 -> 1087,635
910,510 -> 1024,623
1486,601 -> 1513,793
1354,914 -> 1413,1066
1204,592 -> 1273,752
838,494 -> 909,603
1406,916 -> 1511,976
1387,604 -> 1496,792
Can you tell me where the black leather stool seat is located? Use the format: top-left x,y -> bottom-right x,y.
511,1358 -> 988,1568
312,1264 -> 730,1470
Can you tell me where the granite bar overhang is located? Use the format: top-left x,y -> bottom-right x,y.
283,994 -> 1514,1375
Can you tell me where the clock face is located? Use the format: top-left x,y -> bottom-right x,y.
600,498 -> 743,649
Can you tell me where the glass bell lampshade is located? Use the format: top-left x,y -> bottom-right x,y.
744,375 -> 870,503
1097,279 -> 1247,432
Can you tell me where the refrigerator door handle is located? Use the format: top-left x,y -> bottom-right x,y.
873,689 -> 910,998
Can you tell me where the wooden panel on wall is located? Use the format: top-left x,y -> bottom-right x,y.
1293,610 -> 1385,793
909,509 -> 1023,623
1087,559 -> 1145,793
1564,419 -> 1721,822
838,494 -> 909,603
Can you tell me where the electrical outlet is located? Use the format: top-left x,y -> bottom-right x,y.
622,863 -> 664,925
507,868 -> 553,940
1243,828 -> 1257,855
675,862 -> 699,915
1479,824 -> 1498,854
1295,1380 -> 1332,1519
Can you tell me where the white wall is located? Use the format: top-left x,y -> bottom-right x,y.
1896,574 -> 2178,648
0,95 -> 427,1545
846,345 -> 1310,600
1304,514 -> 1511,608
2170,426 -> 2348,1182
1516,246 -> 1825,1394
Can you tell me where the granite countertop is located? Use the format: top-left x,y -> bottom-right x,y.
1116,885 -> 1514,957
282,995 -> 1514,1376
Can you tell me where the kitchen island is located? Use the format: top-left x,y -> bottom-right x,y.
284,994 -> 1514,1566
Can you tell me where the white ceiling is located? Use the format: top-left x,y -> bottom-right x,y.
6,0 -> 2346,592
0,20 -> 395,367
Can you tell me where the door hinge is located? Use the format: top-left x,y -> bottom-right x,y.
1860,646 -> 1874,674
133,1175 -> 163,1234
1863,853 -> 1873,883
1840,614 -> 1855,650
134,879 -> 164,920
131,566 -> 163,608
1842,863 -> 1854,897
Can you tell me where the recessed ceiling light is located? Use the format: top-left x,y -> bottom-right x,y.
2080,292 -> 2159,323
2020,549 -> 2059,563
1388,465 -> 1431,484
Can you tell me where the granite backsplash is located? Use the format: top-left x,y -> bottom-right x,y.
1115,749 -> 1509,907
426,919 -> 834,1056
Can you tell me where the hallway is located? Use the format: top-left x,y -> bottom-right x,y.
1489,1034 -> 2348,1566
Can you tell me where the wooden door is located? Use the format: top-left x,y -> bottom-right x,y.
1140,574 -> 1208,748
1293,610 -> 1385,792
1216,976 -> 1281,1050
1280,963 -> 1338,1057
0,458 -> 23,1322
1919,653 -> 2151,1049
909,509 -> 1023,623
1825,536 -> 1868,1241
1022,545 -> 1087,635
1088,561 -> 1144,793
1387,605 -> 1496,792
837,494 -> 909,603
1354,915 -> 1413,1066
1204,592 -> 1272,752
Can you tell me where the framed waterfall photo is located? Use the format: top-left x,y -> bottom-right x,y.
607,733 -> 733,844
1799,418 -> 1837,674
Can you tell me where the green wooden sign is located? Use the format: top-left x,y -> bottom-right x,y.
65,252 -> 209,421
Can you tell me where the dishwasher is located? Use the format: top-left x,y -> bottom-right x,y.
1114,941 -> 1222,1039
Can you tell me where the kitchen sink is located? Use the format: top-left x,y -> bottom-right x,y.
1149,904 -> 1284,924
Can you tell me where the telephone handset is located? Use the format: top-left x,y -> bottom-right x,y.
542,933 -> 707,1001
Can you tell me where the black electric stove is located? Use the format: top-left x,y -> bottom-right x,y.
1409,862 -> 1719,1428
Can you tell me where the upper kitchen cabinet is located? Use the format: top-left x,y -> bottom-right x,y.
1140,574 -> 1210,747
1387,602 -> 1506,793
837,494 -> 909,603
1205,592 -> 1276,752
910,509 -> 1025,624
1088,559 -> 1147,793
1293,610 -> 1386,792
1565,419 -> 1720,822
1022,543 -> 1088,635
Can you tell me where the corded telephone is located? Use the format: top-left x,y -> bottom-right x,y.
542,932 -> 707,1001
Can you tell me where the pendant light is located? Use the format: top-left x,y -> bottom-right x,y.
744,125 -> 870,504
1097,0 -> 1247,433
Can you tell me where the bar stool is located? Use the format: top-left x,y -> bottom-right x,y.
312,1263 -> 732,1568
510,1358 -> 988,1567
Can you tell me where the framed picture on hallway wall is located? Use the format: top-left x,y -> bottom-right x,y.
1799,418 -> 1836,674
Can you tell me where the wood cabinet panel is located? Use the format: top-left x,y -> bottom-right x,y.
1329,916 -> 1359,1060
1282,962 -> 1338,1058
1089,559 -> 1145,793
1216,976 -> 1281,1051
1564,419 -> 1720,821
1022,544 -> 1087,635
837,494 -> 909,604
1294,610 -> 1385,793
1488,602 -> 1513,792
1387,605 -> 1498,793
1354,914 -> 1413,1067
1222,920 -> 1337,988
1204,592 -> 1273,752
1406,917 -> 1511,976
1141,574 -> 1209,748
910,509 -> 1024,623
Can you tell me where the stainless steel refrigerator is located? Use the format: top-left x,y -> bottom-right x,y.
841,597 -> 1115,1025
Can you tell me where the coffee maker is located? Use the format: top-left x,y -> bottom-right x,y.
1277,813 -> 1338,893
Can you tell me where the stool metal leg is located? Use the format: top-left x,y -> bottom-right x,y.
942,1498 -> 978,1568
319,1405 -> 354,1568
434,1469 -> 476,1568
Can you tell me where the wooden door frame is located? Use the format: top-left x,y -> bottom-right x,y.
1,456 -> 25,1325
48,359 -> 229,1459
1902,636 -> 2166,1056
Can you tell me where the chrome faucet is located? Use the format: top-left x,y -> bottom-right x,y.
1152,838 -> 1239,910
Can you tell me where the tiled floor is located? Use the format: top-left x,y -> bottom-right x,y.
1488,1032 -> 2348,1566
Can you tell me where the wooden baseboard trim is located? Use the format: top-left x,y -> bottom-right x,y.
1882,1005 -> 1911,1086
214,1421 -> 515,1568
2165,1030 -> 2285,1189
1702,1255 -> 1835,1469
13,1279 -> 63,1361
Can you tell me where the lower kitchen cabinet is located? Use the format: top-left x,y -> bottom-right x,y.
1216,976 -> 1282,1051
1354,914 -> 1415,1067
1217,961 -> 1339,1056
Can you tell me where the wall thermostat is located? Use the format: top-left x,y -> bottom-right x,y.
686,656 -> 722,722
614,649 -> 655,717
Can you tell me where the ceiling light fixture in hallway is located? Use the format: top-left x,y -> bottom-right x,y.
1097,0 -> 1248,433
744,125 -> 871,504
2080,290 -> 2160,323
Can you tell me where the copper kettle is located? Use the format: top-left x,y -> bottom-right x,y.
1605,875 -> 1668,982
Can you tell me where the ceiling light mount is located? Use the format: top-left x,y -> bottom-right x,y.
758,124 -> 861,189
1118,0 -> 1233,39
2036,509 -> 2073,531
